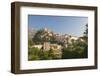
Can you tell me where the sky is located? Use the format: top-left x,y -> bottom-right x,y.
28,15 -> 88,37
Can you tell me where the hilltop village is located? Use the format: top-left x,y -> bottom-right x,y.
28,28 -> 85,59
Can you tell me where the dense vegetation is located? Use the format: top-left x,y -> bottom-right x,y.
28,47 -> 58,60
62,39 -> 88,59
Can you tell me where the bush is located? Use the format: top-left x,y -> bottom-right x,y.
28,55 -> 40,60
62,40 -> 88,59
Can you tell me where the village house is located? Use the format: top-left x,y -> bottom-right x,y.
31,45 -> 42,49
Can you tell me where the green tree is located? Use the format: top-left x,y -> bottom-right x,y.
28,47 -> 41,60
32,29 -> 45,44
83,24 -> 88,37
83,24 -> 88,42
32,29 -> 58,44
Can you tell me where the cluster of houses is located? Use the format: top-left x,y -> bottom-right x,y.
31,42 -> 62,51
31,28 -> 81,50
31,42 -> 62,58
30,28 -> 84,58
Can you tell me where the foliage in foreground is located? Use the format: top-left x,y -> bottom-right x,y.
28,39 -> 88,60
62,40 -> 88,59
28,47 -> 57,60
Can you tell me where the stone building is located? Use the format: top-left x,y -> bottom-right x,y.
43,42 -> 50,51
